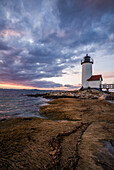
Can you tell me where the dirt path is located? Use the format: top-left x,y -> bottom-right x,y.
0,99 -> 114,169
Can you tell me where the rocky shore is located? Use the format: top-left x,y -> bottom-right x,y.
0,90 -> 114,169
27,89 -> 114,100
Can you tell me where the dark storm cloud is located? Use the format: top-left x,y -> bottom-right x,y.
27,80 -> 63,88
0,0 -> 114,88
0,41 -> 12,51
57,0 -> 114,46
64,84 -> 80,89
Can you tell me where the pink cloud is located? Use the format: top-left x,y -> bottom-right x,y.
0,29 -> 24,37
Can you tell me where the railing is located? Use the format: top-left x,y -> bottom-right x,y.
81,58 -> 93,64
100,84 -> 114,89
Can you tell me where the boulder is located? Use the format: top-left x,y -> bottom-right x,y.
98,94 -> 114,100
105,95 -> 114,100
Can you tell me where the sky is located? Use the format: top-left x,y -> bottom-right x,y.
0,0 -> 114,90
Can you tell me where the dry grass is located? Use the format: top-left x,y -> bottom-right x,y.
0,99 -> 114,169
0,117 -> 80,169
40,98 -> 114,122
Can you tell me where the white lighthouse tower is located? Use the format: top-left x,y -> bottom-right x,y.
81,54 -> 93,88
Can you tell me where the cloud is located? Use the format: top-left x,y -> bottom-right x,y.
28,80 -> 63,88
0,79 -> 63,88
64,84 -> 80,89
0,41 -> 12,51
0,0 -> 114,88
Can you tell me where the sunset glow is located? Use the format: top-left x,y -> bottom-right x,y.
0,83 -> 80,91
0,0 -> 114,89
0,83 -> 36,90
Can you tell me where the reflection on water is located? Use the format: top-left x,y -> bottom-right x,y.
104,140 -> 114,155
0,89 -> 52,119
106,100 -> 114,104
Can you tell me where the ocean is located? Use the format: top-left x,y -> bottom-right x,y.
0,89 -> 53,120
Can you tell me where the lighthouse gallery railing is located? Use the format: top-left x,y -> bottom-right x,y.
81,58 -> 93,64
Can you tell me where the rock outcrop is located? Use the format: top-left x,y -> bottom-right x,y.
27,89 -> 114,100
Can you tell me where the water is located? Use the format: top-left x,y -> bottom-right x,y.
0,89 -> 53,119
104,140 -> 114,155
106,100 -> 114,104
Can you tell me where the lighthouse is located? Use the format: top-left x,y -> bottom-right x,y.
81,54 -> 93,88
81,54 -> 103,89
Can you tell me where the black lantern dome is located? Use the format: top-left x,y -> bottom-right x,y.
81,54 -> 93,65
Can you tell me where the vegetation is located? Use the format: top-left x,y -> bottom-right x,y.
0,97 -> 114,169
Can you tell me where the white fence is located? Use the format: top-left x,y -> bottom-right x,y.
100,84 -> 114,89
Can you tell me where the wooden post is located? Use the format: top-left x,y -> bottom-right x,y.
100,84 -> 102,91
106,88 -> 109,93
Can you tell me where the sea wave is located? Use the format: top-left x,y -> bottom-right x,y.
0,89 -> 52,119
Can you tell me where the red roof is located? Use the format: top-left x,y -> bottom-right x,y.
87,75 -> 103,81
